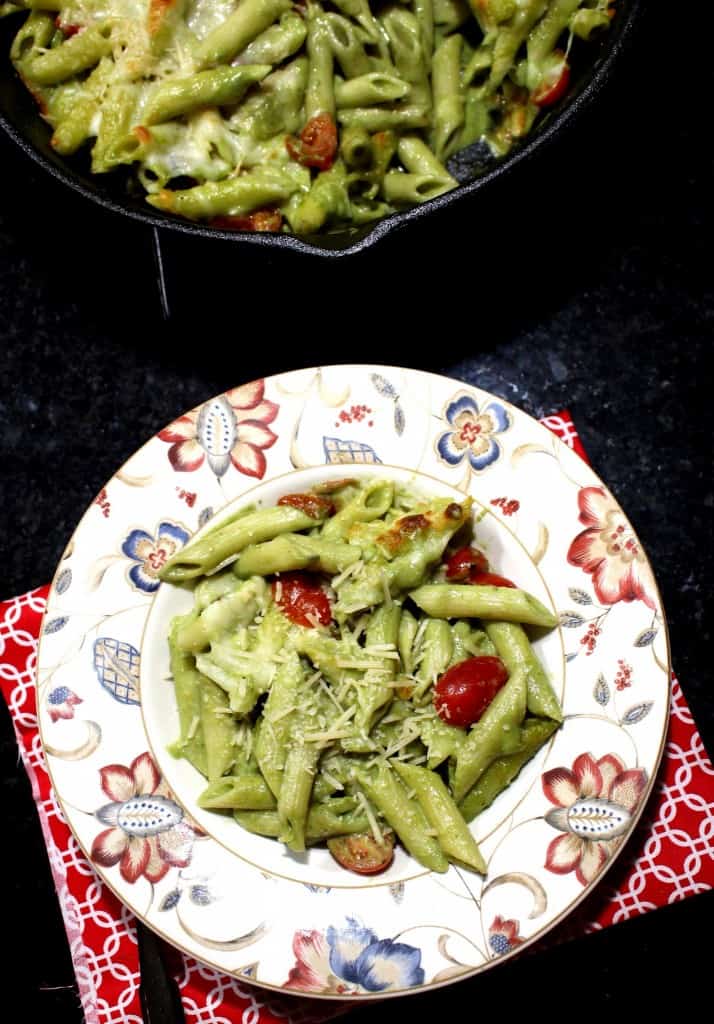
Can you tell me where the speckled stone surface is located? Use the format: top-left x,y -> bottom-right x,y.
1,2 -> 712,1018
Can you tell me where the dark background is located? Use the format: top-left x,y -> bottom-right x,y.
2,1 -> 712,1016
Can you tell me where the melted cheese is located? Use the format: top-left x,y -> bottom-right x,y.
186,0 -> 237,41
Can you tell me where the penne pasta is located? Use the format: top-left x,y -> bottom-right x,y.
6,0 -> 615,233
160,476 -> 561,877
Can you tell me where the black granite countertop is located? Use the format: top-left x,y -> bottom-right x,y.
2,2 -> 712,1017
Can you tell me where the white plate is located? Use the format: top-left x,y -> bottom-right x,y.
37,365 -> 670,999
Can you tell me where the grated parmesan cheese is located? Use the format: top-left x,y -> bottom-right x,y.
336,679 -> 355,704
302,704 -> 356,747
336,658 -> 394,671
412,648 -> 427,670
265,704 -> 296,724
319,677 -> 344,712
210,554 -> 240,574
332,559 -> 364,589
413,618 -> 429,650
302,728 -> 355,747
379,712 -> 404,726
330,705 -> 357,731
320,770 -> 344,792
381,722 -> 421,760
356,790 -> 384,845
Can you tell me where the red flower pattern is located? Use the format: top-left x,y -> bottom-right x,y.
488,916 -> 524,956
542,752 -> 648,886
91,752 -> 202,884
567,487 -> 656,610
158,380 -> 278,479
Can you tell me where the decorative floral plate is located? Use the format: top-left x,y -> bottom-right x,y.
37,365 -> 670,999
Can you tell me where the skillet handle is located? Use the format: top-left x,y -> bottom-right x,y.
137,919 -> 186,1024
151,226 -> 171,320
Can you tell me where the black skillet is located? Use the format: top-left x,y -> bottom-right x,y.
0,2 -> 640,259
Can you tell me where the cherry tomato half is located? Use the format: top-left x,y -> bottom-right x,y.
277,492 -> 336,519
434,656 -> 509,728
470,571 -> 517,589
273,572 -> 332,628
531,53 -> 571,107
444,546 -> 490,581
327,832 -> 395,875
285,113 -> 338,170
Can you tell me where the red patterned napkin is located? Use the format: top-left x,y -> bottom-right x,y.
1,410 -> 713,1024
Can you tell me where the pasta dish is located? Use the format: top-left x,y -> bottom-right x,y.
4,0 -> 615,234
158,478 -> 562,876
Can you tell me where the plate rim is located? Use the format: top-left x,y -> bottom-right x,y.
36,363 -> 672,1000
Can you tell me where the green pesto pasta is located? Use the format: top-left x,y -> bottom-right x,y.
5,0 -> 616,234
159,475 -> 562,877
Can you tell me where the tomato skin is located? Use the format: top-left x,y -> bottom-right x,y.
312,477 -> 356,494
443,548 -> 516,587
434,656 -> 509,727
444,546 -> 489,581
328,832 -> 395,875
286,113 -> 338,170
273,572 -> 332,627
277,492 -> 336,519
532,55 -> 571,107
210,209 -> 282,232
469,571 -> 517,589
56,17 -> 82,35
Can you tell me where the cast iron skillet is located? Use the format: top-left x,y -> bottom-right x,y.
0,3 -> 640,258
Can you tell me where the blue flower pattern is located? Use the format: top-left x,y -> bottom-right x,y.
121,521 -> 190,593
326,917 -> 424,992
436,392 -> 511,472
